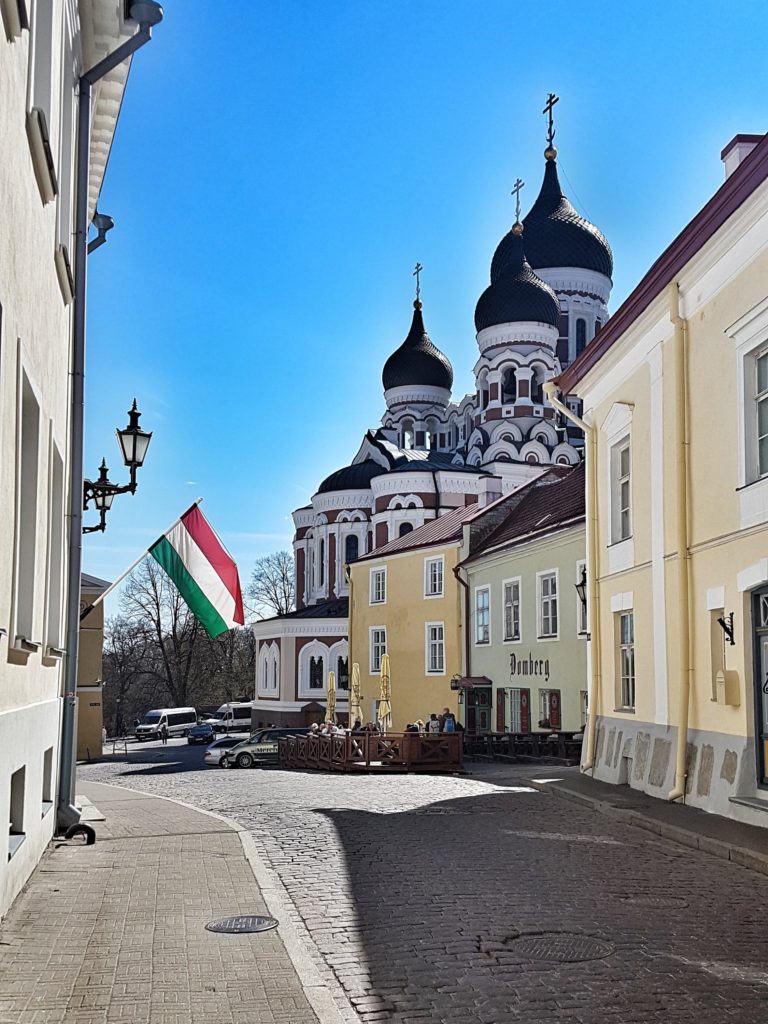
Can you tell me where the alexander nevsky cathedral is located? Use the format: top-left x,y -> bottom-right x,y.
253,99 -> 613,726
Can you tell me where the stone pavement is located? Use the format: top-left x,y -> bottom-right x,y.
77,743 -> 768,1024
0,782 -> 325,1024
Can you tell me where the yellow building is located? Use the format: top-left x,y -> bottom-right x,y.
77,574 -> 109,761
552,133 -> 768,824
348,507 -> 476,730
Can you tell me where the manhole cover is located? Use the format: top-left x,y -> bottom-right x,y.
620,894 -> 689,909
205,915 -> 279,934
507,931 -> 614,962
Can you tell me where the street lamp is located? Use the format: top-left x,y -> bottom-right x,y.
574,565 -> 587,614
83,399 -> 152,533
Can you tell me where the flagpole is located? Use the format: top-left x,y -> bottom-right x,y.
80,497 -> 203,621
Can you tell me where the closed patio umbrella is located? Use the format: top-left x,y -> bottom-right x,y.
327,669 -> 336,724
378,653 -> 392,733
349,662 -> 363,727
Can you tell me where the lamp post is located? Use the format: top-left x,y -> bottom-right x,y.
574,565 -> 589,640
83,400 -> 152,533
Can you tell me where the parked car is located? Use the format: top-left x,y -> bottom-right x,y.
199,702 -> 254,733
203,735 -> 247,767
222,727 -> 311,769
187,723 -> 215,745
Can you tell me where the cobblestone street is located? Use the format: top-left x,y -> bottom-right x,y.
80,742 -> 768,1024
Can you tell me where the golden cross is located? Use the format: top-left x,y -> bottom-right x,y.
413,262 -> 423,301
543,92 -> 559,148
511,177 -> 525,222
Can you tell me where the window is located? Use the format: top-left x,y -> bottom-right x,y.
424,556 -> 444,597
503,578 -> 521,641
575,318 -> 587,357
345,533 -> 359,564
475,587 -> 490,644
580,690 -> 589,728
45,443 -> 64,653
757,351 -> 768,477
576,560 -> 588,636
309,655 -> 324,689
538,689 -> 561,729
538,571 -> 558,639
0,0 -> 30,38
262,657 -> 268,690
502,368 -> 517,404
272,654 -> 278,690
42,746 -> 53,815
425,623 -> 445,674
370,628 -> 387,673
619,610 -> 635,708
370,567 -> 386,604
399,522 -> 413,537
319,539 -> 325,586
14,373 -> 41,646
9,766 -> 26,859
610,439 -> 632,543
530,369 -> 544,404
337,656 -> 349,690
26,0 -> 58,203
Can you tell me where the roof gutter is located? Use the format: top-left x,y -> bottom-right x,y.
542,383 -> 601,773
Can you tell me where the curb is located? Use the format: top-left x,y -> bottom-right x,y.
528,779 -> 768,877
81,781 -> 360,1024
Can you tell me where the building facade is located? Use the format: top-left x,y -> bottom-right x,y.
348,508 -> 472,731
458,466 -> 587,735
556,133 -> 768,824
77,574 -> 108,760
254,121 -> 613,724
0,2 -> 150,914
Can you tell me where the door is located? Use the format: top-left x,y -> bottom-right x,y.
753,589 -> 768,785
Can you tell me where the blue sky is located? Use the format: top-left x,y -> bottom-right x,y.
85,0 -> 768,610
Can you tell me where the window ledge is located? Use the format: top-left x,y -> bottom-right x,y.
537,635 -> 559,641
41,801 -> 53,818
8,832 -> 26,860
612,706 -> 636,714
424,593 -> 444,600
54,245 -> 74,305
738,474 -> 768,529
26,108 -> 58,204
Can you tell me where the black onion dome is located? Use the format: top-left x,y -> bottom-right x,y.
475,230 -> 560,332
316,459 -> 383,495
382,301 -> 454,391
491,158 -> 613,280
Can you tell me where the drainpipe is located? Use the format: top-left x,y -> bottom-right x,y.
542,382 -> 601,772
58,2 -> 163,831
452,563 -> 471,727
667,282 -> 692,802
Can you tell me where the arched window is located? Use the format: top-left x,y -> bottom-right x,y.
402,420 -> 414,449
367,530 -> 373,553
309,656 -> 324,689
594,318 -> 602,335
576,318 -> 587,356
502,368 -> 517,404
319,539 -> 325,586
272,655 -> 279,690
526,453 -> 539,464
262,655 -> 268,690
345,534 -> 359,564
337,656 -> 349,690
399,522 -> 414,537
530,369 -> 544,405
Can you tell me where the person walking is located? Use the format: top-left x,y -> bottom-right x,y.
159,723 -> 168,745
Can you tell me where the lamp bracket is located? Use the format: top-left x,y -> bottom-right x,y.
717,612 -> 736,647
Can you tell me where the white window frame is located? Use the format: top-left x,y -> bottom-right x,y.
369,566 -> 387,605
424,555 -> 444,598
618,609 -> 636,709
474,585 -> 491,645
502,576 -> 521,643
601,402 -> 635,574
370,626 -> 387,674
537,569 -> 559,640
576,559 -> 588,637
425,621 -> 446,675
610,438 -> 632,543
728,296 -> 768,525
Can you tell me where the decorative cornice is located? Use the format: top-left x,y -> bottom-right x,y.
476,322 -> 559,355
535,267 -> 611,304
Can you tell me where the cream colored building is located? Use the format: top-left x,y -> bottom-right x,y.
348,508 -> 474,731
77,574 -> 108,760
0,2 -> 152,914
554,133 -> 768,824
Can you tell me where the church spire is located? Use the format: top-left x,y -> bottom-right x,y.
543,91 -> 559,160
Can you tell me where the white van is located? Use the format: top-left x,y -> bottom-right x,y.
201,702 -> 254,733
135,707 -> 197,741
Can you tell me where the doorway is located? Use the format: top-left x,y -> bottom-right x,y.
752,588 -> 768,786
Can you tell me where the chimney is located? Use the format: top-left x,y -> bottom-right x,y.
721,134 -> 764,179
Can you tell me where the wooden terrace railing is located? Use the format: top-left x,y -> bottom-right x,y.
279,731 -> 463,773
463,731 -> 583,765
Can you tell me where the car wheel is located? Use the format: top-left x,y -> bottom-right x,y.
236,752 -> 254,769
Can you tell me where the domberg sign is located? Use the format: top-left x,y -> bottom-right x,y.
509,652 -> 550,683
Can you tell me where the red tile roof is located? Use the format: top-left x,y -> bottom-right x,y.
356,503 -> 483,562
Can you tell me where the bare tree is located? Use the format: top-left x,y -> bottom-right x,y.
247,550 -> 295,618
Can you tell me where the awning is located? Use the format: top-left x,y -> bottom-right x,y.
450,675 -> 493,690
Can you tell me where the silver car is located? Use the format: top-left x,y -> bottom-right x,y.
203,735 -> 246,767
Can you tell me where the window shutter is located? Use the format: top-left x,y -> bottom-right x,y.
496,689 -> 506,733
520,689 -> 531,733
549,690 -> 561,729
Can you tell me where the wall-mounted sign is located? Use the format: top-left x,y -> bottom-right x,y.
509,652 -> 550,683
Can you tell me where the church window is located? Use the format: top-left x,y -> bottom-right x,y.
502,368 -> 517,404
576,318 -> 587,356
337,656 -> 349,690
345,533 -> 359,564
526,453 -> 538,464
367,530 -> 373,553
530,370 -> 544,405
309,655 -> 324,689
402,420 -> 414,449
535,433 -> 547,444
595,319 -> 602,334
319,539 -> 325,586
399,522 -> 414,537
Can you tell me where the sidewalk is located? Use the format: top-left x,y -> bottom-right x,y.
528,770 -> 768,875
0,782 -> 327,1024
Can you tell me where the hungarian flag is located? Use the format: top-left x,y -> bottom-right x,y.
149,505 -> 244,637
